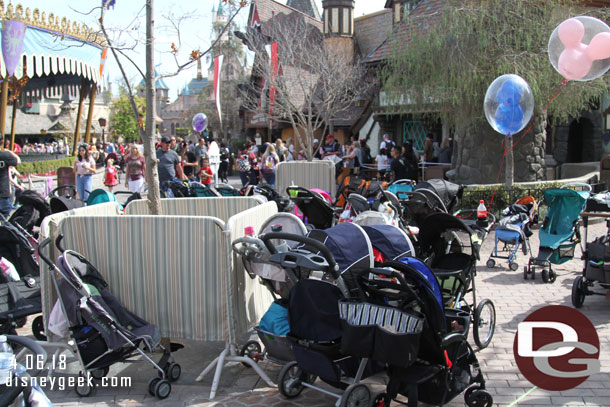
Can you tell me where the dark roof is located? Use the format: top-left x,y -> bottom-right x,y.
365,0 -> 444,63
286,0 -> 321,19
354,10 -> 393,58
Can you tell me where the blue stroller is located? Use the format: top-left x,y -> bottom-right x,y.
525,183 -> 591,283
486,195 -> 537,271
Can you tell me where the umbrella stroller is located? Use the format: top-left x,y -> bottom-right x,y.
486,195 -> 537,271
360,259 -> 491,407
418,213 -> 496,349
0,215 -> 43,338
525,183 -> 591,283
38,237 -> 181,399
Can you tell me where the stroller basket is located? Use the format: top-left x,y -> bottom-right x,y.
551,242 -> 577,264
585,238 -> 610,284
338,298 -> 424,368
255,326 -> 295,364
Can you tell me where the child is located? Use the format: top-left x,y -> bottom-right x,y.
104,157 -> 119,192
199,157 -> 213,185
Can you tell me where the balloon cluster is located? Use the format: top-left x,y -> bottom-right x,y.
548,16 -> 610,82
192,113 -> 208,132
484,74 -> 534,136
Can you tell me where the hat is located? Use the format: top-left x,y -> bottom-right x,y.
383,133 -> 390,139
161,136 -> 171,143
359,138 -> 366,143
313,138 -> 319,144
326,134 -> 334,140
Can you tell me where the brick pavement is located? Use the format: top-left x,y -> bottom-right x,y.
15,213 -> 610,407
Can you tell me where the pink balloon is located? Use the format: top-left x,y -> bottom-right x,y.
558,18 -> 585,49
587,32 -> 610,61
559,46 -> 592,80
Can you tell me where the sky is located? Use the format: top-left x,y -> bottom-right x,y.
18,0 -> 386,100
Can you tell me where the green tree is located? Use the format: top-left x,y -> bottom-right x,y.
383,0 -> 610,188
109,90 -> 146,143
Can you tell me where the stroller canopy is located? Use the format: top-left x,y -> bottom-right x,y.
362,225 -> 415,261
414,179 -> 463,213
418,213 -> 479,258
0,220 -> 39,278
540,188 -> 588,249
87,189 -> 118,206
307,223 -> 373,276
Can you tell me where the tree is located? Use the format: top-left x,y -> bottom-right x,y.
240,12 -> 368,160
382,0 -> 610,189
109,89 -> 145,143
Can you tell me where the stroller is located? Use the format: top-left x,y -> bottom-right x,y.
0,215 -> 43,338
360,259 -> 491,407
486,195 -> 537,271
287,186 -> 338,229
525,183 -> 591,283
418,213 -> 496,349
9,189 -> 51,238
38,237 -> 181,399
401,179 -> 463,228
49,185 -> 85,214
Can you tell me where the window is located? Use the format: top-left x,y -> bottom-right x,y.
332,8 -> 339,33
394,4 -> 401,23
324,9 -> 329,33
343,7 -> 350,34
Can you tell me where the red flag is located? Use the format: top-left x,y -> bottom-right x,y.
214,55 -> 224,125
249,4 -> 261,28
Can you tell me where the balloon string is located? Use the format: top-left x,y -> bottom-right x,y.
488,79 -> 568,209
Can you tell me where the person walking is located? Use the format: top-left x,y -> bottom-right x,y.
125,144 -> 146,193
74,144 -> 96,201
156,136 -> 185,192
0,137 -> 20,216
261,144 -> 280,186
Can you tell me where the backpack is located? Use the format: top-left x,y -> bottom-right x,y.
262,155 -> 277,173
220,148 -> 229,160
362,146 -> 372,165
237,154 -> 251,172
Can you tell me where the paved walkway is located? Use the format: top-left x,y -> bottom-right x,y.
16,202 -> 610,407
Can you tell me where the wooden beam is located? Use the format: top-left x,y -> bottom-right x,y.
0,80 -> 8,151
83,84 -> 97,146
73,79 -> 87,155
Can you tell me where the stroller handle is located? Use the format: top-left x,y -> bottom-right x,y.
231,236 -> 267,259
560,182 -> 592,191
260,232 -> 340,278
37,237 -> 54,268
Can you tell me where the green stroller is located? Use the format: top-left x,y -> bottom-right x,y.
525,183 -> 591,283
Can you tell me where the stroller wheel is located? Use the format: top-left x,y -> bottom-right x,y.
523,266 -> 528,279
240,340 -> 263,367
465,388 -> 493,407
340,383 -> 371,407
371,391 -> 389,407
278,361 -> 307,399
167,362 -> 181,382
148,377 -> 160,396
486,259 -> 495,269
473,299 -> 496,349
154,379 -> 172,399
32,316 -> 46,341
541,270 -> 549,283
509,262 -> 519,271
549,269 -> 557,283
75,372 -> 94,397
572,276 -> 586,308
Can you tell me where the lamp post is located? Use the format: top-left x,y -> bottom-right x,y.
98,117 -> 107,151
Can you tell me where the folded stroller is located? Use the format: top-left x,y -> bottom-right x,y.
0,215 -> 43,338
418,213 -> 496,349
38,237 -> 181,399
486,195 -> 537,271
526,183 -> 591,283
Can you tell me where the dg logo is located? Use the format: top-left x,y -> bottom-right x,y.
513,305 -> 600,391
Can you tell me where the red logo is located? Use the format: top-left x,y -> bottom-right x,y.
513,305 -> 600,391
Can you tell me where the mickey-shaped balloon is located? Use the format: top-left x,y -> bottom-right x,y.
548,16 -> 610,82
484,74 -> 534,136
192,113 -> 208,132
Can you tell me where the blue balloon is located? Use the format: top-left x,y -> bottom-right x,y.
192,113 -> 208,132
496,80 -> 523,106
495,104 -> 524,135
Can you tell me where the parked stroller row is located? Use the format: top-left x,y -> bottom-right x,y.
232,209 -> 496,407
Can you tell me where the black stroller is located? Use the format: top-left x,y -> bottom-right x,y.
8,189 -> 51,238
401,179 -> 463,227
38,237 -> 181,399
0,215 -> 43,338
287,186 -> 338,229
359,259 -> 491,407
418,213 -> 496,349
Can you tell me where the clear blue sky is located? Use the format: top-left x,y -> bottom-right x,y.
19,1 -> 385,99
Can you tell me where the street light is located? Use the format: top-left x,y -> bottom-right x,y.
98,117 -> 107,150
